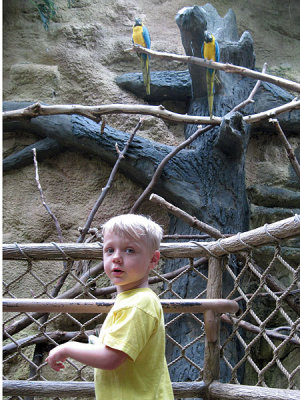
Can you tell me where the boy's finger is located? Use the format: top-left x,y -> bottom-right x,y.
54,362 -> 65,371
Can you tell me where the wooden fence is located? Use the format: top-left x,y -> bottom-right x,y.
3,215 -> 300,399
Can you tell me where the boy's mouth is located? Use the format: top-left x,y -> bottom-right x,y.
112,268 -> 124,275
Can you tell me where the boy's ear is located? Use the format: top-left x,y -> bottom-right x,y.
150,250 -> 160,269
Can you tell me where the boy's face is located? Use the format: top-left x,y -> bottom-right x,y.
103,230 -> 160,293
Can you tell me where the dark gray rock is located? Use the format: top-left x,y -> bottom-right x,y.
252,82 -> 300,133
3,137 -> 63,172
115,70 -> 192,102
176,4 -> 255,99
247,185 -> 300,208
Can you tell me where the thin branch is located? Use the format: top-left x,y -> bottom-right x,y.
77,118 -> 144,243
150,193 -> 224,239
130,124 -> 214,212
233,289 -> 300,303
131,45 -> 300,93
163,234 -> 211,240
33,147 -> 71,296
269,118 -> 300,180
3,260 -> 105,340
272,325 -> 300,333
32,148 -> 73,388
233,255 -> 300,317
221,313 -> 300,346
92,257 -> 208,297
149,195 -> 300,316
243,98 -> 300,124
232,63 -> 268,112
3,329 -> 97,357
33,148 -> 63,242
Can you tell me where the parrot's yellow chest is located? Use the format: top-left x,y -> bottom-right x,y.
132,25 -> 146,47
203,38 -> 216,61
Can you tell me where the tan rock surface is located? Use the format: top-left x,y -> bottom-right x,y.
3,0 -> 299,388
3,0 -> 299,267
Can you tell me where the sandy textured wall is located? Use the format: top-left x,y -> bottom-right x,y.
3,0 -> 299,243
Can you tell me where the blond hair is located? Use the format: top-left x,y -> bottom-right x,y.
101,214 -> 163,252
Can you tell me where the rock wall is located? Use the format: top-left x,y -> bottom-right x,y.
3,0 -> 299,243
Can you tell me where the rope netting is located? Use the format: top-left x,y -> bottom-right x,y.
2,216 -> 300,399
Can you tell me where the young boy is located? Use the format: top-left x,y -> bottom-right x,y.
46,214 -> 174,400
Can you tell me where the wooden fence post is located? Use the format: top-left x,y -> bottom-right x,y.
203,256 -> 223,385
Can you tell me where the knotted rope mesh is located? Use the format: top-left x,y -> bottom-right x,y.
3,224 -> 300,399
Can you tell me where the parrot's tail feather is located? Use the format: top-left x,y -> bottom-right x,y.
141,56 -> 150,95
206,70 -> 215,118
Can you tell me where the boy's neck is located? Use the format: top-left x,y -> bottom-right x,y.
116,280 -> 150,294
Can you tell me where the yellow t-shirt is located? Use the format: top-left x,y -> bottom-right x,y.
94,288 -> 174,400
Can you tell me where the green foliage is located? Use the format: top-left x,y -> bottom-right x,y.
30,0 -> 75,31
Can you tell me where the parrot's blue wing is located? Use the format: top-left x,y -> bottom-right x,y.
142,25 -> 151,94
142,25 -> 151,49
215,39 -> 220,63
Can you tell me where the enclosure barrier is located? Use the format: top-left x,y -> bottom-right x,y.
3,215 -> 300,399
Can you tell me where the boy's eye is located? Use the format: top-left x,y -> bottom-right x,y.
126,248 -> 135,254
105,248 -> 114,254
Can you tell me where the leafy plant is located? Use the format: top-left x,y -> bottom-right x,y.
30,0 -> 75,31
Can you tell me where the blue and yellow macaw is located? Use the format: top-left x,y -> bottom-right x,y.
132,18 -> 151,95
201,31 -> 220,118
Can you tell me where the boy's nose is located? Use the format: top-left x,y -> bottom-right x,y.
112,250 -> 122,263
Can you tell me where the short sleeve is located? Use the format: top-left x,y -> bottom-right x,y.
103,306 -> 157,361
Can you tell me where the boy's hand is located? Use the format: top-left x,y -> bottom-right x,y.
45,345 -> 67,371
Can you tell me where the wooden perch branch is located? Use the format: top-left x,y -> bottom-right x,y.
159,215 -> 300,258
131,45 -> 300,93
3,98 -> 299,130
2,102 -> 220,125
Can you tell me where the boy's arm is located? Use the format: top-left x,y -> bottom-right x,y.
46,342 -> 127,371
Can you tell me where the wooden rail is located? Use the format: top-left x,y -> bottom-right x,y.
2,380 -> 206,398
3,215 -> 299,260
3,298 -> 239,314
208,381 -> 300,400
3,298 -> 239,345
3,380 -> 300,399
